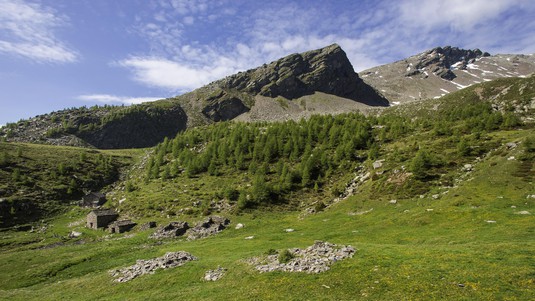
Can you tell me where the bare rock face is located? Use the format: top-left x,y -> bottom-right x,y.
411,46 -> 490,80
201,91 -> 250,122
214,44 -> 388,106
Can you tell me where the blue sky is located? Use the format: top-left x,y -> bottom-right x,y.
1,0 -> 534,126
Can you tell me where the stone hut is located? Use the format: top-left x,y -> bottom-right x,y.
86,209 -> 118,229
108,220 -> 137,233
81,192 -> 107,208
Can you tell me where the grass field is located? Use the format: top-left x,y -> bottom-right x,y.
0,129 -> 533,300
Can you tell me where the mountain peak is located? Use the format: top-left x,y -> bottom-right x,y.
213,44 -> 387,104
413,46 -> 491,80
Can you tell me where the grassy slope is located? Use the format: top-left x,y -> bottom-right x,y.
0,142 -> 139,226
0,76 -> 533,300
0,128 -> 532,300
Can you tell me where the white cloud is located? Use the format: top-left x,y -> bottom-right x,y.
117,56 -> 241,92
77,94 -> 163,105
0,0 -> 78,63
119,0 -> 535,93
398,0 -> 516,31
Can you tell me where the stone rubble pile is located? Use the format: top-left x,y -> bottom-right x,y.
109,251 -> 197,282
148,216 -> 230,240
204,266 -> 227,281
149,221 -> 190,239
250,241 -> 355,274
186,216 -> 230,240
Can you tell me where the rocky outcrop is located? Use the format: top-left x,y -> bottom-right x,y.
201,91 -> 250,122
109,251 -> 197,282
410,46 -> 490,80
214,44 -> 388,106
247,241 -> 355,274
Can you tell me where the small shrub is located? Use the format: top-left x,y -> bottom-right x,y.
314,201 -> 327,212
224,187 -> 239,201
265,248 -> 277,256
278,249 -> 294,263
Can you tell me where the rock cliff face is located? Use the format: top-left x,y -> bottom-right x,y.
1,44 -> 388,148
214,44 -> 388,105
408,46 -> 490,80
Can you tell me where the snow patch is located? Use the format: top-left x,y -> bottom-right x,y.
451,81 -> 469,89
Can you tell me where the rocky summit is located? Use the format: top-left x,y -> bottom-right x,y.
361,46 -> 535,104
213,44 -> 388,105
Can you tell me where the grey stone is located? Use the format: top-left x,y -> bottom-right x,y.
204,267 -> 227,281
109,251 -> 197,283
248,241 -> 355,274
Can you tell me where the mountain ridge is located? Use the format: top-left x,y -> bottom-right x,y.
0,44 -> 387,149
361,46 -> 535,104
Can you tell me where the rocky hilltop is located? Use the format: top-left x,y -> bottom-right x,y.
362,46 -> 535,104
1,44 -> 387,149
214,44 -> 387,105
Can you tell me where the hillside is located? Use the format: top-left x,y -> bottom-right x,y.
0,143 -> 138,227
0,44 -> 387,149
362,46 -> 535,104
0,75 -> 533,300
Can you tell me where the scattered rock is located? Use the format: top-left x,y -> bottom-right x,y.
462,164 -> 473,171
511,205 -> 517,208
507,156 -> 515,161
235,223 -> 244,230
515,211 -> 530,215
109,251 -> 197,282
149,221 -> 189,239
248,241 -> 355,274
186,216 -> 230,240
244,236 -> 254,240
505,142 -> 517,149
527,195 -> 535,199
389,199 -> 397,204
204,267 -> 227,281
486,220 -> 497,223
372,160 -> 384,169
285,228 -> 295,232
432,194 -> 440,199
426,209 -> 434,212
140,221 -> 157,231
68,231 -> 82,238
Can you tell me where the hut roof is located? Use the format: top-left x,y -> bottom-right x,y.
90,209 -> 118,217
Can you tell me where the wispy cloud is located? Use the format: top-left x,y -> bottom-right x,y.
0,0 -> 78,63
118,0 -> 535,93
77,94 -> 162,105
